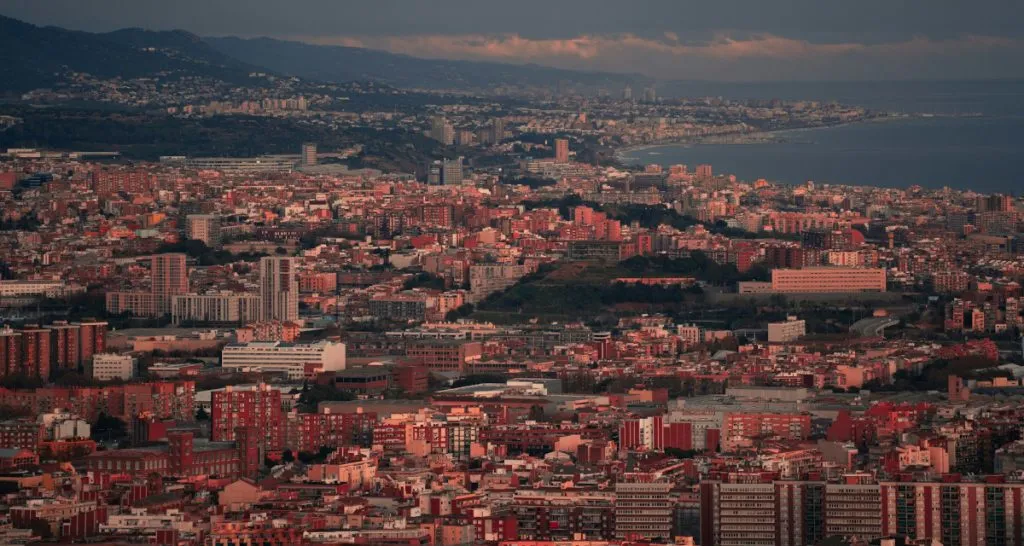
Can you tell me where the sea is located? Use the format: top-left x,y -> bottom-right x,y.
619,80 -> 1024,193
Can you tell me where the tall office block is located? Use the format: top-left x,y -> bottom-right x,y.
431,115 -> 454,145
18,326 -> 51,380
46,321 -> 80,371
75,320 -> 108,364
259,257 -> 299,322
0,328 -> 21,379
554,138 -> 570,163
442,157 -> 464,186
152,254 -> 188,316
491,118 -> 505,144
301,142 -> 317,166
427,160 -> 443,185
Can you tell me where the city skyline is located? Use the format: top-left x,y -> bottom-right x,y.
2,0 -> 1023,81
1,3 -> 1023,546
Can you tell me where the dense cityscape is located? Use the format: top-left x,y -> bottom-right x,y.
1,5 -> 1024,546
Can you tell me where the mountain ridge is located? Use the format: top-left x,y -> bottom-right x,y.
0,14 -> 263,94
206,35 -> 650,92
0,13 -> 650,95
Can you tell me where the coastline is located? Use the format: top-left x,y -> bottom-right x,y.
614,113 -> 914,162
609,112 -> 1021,192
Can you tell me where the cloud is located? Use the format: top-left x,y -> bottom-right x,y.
290,31 -> 1024,80
303,31 -> 1021,61
3,0 -> 1022,80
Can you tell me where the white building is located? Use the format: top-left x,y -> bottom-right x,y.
100,508 -> 195,537
90,353 -> 137,381
38,410 -> 91,440
220,341 -> 346,379
768,316 -> 807,343
171,293 -> 262,325
184,156 -> 295,173
0,280 -> 82,298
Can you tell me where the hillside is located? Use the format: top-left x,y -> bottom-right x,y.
0,14 -> 650,96
0,105 -> 440,172
206,36 -> 650,93
466,257 -> 717,325
0,15 -> 262,94
101,27 -> 259,76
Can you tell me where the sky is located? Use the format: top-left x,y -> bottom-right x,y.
2,0 -> 1024,81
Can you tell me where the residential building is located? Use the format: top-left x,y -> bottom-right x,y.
211,384 -> 283,454
171,293 -> 262,325
443,157 -> 464,186
370,294 -> 428,321
259,257 -> 299,322
615,482 -> 673,539
151,254 -> 188,316
554,138 -> 569,163
768,317 -> 806,343
186,214 -> 221,248
301,142 -> 317,166
469,264 -> 527,303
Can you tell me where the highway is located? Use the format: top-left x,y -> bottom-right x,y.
849,316 -> 901,337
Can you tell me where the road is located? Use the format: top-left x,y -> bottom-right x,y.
849,316 -> 901,337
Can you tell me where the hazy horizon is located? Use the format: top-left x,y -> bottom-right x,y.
2,0 -> 1023,82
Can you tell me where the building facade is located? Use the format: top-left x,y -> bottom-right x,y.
90,353 -> 136,381
770,267 -> 886,293
210,385 -> 283,453
171,293 -> 262,325
259,257 -> 299,322
220,341 -> 346,379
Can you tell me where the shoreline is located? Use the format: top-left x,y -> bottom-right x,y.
614,113 -> 921,162
609,112 -> 1018,192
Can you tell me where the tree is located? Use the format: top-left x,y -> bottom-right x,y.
604,375 -> 639,394
92,413 -> 127,442
564,371 -> 597,394
53,370 -> 103,387
297,383 -> 355,413
196,407 -> 210,421
743,263 -> 771,282
649,376 -> 684,397
28,520 -> 54,540
664,447 -> 700,459
528,405 -> 546,422
404,272 -> 447,291
445,303 -> 475,321
0,373 -> 44,390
